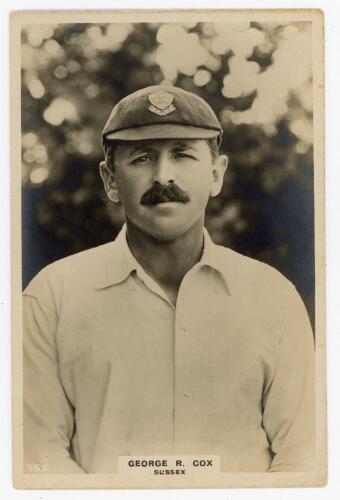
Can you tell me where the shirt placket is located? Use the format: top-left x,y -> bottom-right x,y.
172,271 -> 197,453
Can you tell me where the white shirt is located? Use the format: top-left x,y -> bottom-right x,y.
23,226 -> 315,473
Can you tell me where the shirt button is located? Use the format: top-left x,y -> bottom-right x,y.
178,322 -> 186,332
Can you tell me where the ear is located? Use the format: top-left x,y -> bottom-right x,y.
210,155 -> 228,197
99,161 -> 120,203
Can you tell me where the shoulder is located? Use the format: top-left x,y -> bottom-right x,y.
23,241 -> 115,300
213,244 -> 312,339
212,243 -> 298,301
49,241 -> 115,276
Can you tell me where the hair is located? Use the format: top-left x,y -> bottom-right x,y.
102,136 -> 220,171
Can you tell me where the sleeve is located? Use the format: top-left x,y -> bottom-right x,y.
262,282 -> 315,472
23,270 -> 85,473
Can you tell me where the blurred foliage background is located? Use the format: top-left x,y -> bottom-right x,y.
21,21 -> 314,326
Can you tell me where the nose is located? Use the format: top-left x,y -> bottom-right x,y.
152,153 -> 175,185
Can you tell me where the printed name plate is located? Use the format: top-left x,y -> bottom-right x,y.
119,455 -> 221,478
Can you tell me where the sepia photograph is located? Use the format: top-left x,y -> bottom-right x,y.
10,8 -> 326,489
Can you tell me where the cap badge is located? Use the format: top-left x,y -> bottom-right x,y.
148,91 -> 176,116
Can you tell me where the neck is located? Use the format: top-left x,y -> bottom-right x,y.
125,217 -> 205,293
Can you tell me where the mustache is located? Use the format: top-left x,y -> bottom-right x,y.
140,183 -> 191,205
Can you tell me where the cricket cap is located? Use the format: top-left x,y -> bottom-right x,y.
102,85 -> 223,144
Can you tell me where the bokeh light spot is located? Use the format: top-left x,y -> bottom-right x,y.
30,167 -> 49,184
33,144 -> 48,163
43,98 -> 79,126
294,141 -> 309,155
54,65 -> 68,79
85,84 -> 100,98
155,24 -> 209,81
67,60 -> 81,73
222,78 -> 242,98
87,26 -> 102,41
194,69 -> 211,87
44,38 -> 64,58
289,117 -> 313,145
22,132 -> 38,149
26,25 -> 54,47
78,142 -> 93,155
23,150 -> 35,163
27,79 -> 45,99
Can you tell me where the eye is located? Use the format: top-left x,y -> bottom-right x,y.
131,154 -> 152,165
174,151 -> 195,160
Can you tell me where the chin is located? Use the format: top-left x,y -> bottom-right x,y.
145,226 -> 187,242
140,218 -> 193,242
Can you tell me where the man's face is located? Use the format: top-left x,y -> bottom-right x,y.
101,139 -> 227,241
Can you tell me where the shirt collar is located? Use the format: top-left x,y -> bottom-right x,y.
199,228 -> 232,294
94,225 -> 139,289
94,224 -> 232,293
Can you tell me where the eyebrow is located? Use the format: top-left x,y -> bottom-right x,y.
171,141 -> 197,151
125,144 -> 155,157
122,140 -> 199,158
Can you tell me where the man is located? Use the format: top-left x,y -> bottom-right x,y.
23,85 -> 315,474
